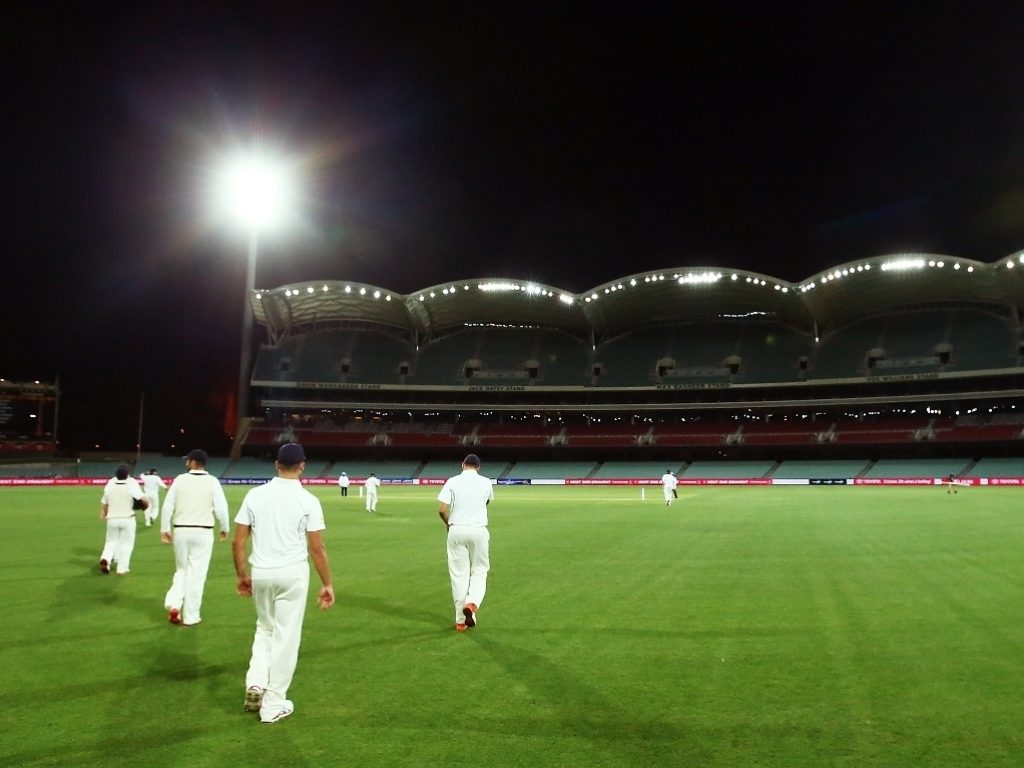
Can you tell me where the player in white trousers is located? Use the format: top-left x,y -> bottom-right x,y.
364,472 -> 380,513
139,468 -> 168,527
99,465 -> 147,575
233,443 -> 335,724
160,449 -> 230,626
661,470 -> 678,506
437,454 -> 494,631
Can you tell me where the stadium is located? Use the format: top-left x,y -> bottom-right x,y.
3,249 -> 1024,482
212,249 -> 1024,485
5,263 -> 1023,766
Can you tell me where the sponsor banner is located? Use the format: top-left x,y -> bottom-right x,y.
854,478 -> 936,486
678,479 -> 772,486
565,478 -> 772,486
565,478 -> 659,485
0,478 -> 107,486
3,476 -> 1018,488
209,478 -> 380,486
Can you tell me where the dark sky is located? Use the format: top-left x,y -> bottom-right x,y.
6,2 -> 1024,451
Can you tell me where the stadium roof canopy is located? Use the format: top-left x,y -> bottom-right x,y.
251,281 -> 413,342
250,251 -> 1024,342
578,267 -> 812,338
797,252 -> 1024,331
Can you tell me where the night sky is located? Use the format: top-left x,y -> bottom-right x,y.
6,3 -> 1024,452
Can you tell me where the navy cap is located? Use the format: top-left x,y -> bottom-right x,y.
115,465 -> 129,480
463,453 -> 481,468
277,443 -> 306,465
184,449 -> 208,465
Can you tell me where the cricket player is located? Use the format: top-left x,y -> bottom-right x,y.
661,470 -> 678,505
161,449 -> 230,626
140,468 -> 168,527
99,465 -> 147,575
438,454 -> 494,631
364,472 -> 380,513
233,442 -> 335,724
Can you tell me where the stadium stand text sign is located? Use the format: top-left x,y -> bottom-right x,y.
0,477 -> 1003,487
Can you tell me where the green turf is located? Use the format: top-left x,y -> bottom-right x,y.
1,485 -> 1021,767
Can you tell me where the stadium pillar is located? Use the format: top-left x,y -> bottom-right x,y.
235,231 -> 258,443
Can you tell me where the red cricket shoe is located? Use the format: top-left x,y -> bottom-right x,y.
168,608 -> 181,625
99,559 -> 110,574
455,623 -> 468,632
463,603 -> 477,628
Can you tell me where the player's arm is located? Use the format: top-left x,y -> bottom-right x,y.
101,502 -> 108,520
212,480 -> 230,541
307,530 -> 334,610
232,523 -> 253,597
160,483 -> 176,542
438,501 -> 451,528
130,481 -> 148,509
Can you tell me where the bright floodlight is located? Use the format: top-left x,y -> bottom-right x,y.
214,151 -> 296,232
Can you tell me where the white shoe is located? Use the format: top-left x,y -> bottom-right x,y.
244,686 -> 264,713
261,700 -> 294,723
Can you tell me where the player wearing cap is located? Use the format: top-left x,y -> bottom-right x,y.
160,449 -> 230,626
139,468 -> 168,527
437,454 -> 494,631
99,464 -> 147,575
233,442 -> 335,724
661,470 -> 678,506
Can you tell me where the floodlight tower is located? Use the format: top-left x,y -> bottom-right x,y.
213,149 -> 297,444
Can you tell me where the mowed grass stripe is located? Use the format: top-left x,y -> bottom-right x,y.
0,485 -> 1020,767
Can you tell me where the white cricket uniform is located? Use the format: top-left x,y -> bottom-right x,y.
100,477 -> 145,574
140,473 -> 168,526
235,477 -> 326,721
661,472 -> 678,505
337,474 -> 349,497
438,469 -> 494,625
161,470 -> 230,625
364,475 -> 380,512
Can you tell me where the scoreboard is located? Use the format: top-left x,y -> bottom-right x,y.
0,381 -> 58,439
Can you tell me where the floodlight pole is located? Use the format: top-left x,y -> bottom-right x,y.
235,230 -> 259,442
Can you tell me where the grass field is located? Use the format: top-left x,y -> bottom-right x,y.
1,484 -> 1021,767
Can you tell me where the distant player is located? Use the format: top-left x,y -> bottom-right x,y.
99,465 -> 147,575
364,473 -> 380,513
337,471 -> 349,498
661,470 -> 678,506
140,468 -> 168,527
946,472 -> 958,494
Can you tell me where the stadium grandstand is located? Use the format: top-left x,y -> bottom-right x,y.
234,251 -> 1024,469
